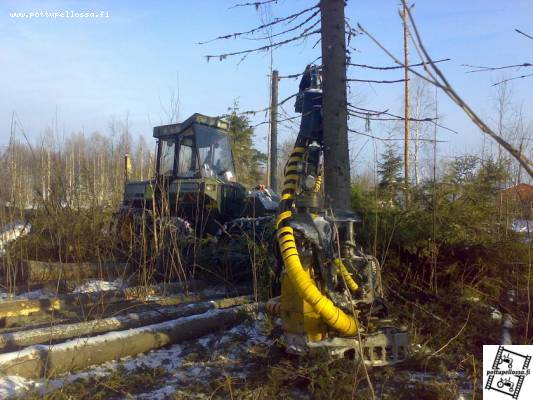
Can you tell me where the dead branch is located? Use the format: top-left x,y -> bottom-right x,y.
230,0 -> 278,9
492,73 -> 533,86
427,312 -> 470,360
348,104 -> 434,122
347,104 -> 458,134
348,109 -> 433,122
344,17 -> 361,47
516,28 -> 533,40
357,2 -> 533,178
278,57 -> 322,79
348,128 -> 445,143
349,58 -> 450,71
463,62 -> 532,73
242,10 -> 320,41
346,78 -> 406,84
205,29 -> 320,61
251,113 -> 306,128
219,93 -> 298,119
199,3 -> 319,44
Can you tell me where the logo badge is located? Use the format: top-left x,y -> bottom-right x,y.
484,345 -> 532,399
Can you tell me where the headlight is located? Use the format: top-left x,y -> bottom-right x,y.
205,184 -> 217,192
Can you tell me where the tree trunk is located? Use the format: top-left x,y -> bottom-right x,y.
269,70 -> 279,192
403,4 -> 411,190
320,0 -> 351,212
0,296 -> 250,352
0,304 -> 259,379
0,281 -> 209,319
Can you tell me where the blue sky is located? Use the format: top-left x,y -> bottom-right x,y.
1,0 -> 532,166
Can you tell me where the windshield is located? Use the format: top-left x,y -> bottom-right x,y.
195,125 -> 235,179
159,139 -> 175,176
176,134 -> 199,178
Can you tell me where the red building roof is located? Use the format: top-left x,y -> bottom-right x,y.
500,183 -> 533,204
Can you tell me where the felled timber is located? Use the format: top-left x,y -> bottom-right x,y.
17,260 -> 132,284
0,303 -> 259,378
0,280 -> 207,319
0,296 -> 251,351
0,285 -> 244,332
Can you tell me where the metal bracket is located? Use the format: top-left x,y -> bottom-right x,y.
281,326 -> 409,367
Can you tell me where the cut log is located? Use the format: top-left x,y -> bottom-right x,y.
17,260 -> 132,284
0,296 -> 251,351
0,303 -> 259,378
0,285 -> 244,332
0,280 -> 207,319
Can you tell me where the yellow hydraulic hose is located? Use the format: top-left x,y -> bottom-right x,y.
334,259 -> 359,294
313,174 -> 322,193
277,148 -> 359,336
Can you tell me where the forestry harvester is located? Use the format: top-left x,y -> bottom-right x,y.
266,65 -> 409,364
118,113 -> 278,238
118,65 -> 408,365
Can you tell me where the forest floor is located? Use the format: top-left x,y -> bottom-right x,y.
0,279 -> 480,400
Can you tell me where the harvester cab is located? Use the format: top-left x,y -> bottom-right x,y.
121,113 -> 277,237
154,114 -> 236,183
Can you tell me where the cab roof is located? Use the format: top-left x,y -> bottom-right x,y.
153,113 -> 229,139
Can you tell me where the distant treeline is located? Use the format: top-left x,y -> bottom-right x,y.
0,124 -> 154,210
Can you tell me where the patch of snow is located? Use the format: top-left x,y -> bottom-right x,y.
0,289 -> 50,300
0,308 -> 226,366
490,308 -> 502,321
511,219 -> 532,234
17,289 -> 47,299
120,344 -> 183,372
197,336 -> 212,347
2,362 -> 116,398
0,308 -> 270,399
0,221 -> 31,256
0,289 -> 52,301
145,295 -> 163,301
0,375 -> 40,399
134,385 -> 177,400
186,366 -> 205,379
73,278 -> 126,293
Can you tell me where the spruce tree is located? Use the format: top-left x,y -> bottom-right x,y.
377,144 -> 403,205
378,144 -> 403,190
226,105 -> 267,186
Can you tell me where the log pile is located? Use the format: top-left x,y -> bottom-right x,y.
0,301 -> 258,379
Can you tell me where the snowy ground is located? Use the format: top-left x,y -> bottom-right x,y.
0,312 -> 272,399
0,276 -> 128,300
0,221 -> 31,256
72,278 -> 126,293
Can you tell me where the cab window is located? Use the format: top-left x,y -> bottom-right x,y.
177,136 -> 199,178
159,139 -> 175,176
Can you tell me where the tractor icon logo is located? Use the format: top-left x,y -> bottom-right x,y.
485,345 -> 531,399
497,377 -> 515,393
497,353 -> 514,370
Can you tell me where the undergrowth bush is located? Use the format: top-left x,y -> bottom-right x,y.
352,157 -> 532,368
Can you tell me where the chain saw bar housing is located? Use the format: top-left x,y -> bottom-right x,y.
273,65 -> 408,365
